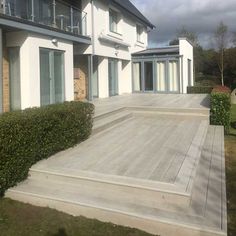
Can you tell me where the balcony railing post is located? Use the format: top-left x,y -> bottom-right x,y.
52,0 -> 56,27
70,6 -> 73,33
31,0 -> 35,21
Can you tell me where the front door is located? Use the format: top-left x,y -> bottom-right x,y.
40,48 -> 65,106
108,59 -> 118,97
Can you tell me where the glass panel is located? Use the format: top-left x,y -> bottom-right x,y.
169,61 -> 179,92
54,51 -> 64,103
5,0 -> 31,19
55,1 -> 70,31
9,47 -> 21,111
40,49 -> 51,106
108,59 -> 118,96
92,56 -> 99,98
33,0 -> 53,26
156,61 -> 166,92
133,62 -> 142,91
144,61 -> 153,91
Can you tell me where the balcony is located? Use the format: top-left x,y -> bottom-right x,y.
0,0 -> 87,36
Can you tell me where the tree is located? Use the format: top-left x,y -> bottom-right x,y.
169,26 -> 199,46
214,21 -> 228,86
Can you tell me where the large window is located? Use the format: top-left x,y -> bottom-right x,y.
156,61 -> 166,92
168,60 -> 179,92
40,49 -> 65,106
9,47 -> 21,111
109,9 -> 118,33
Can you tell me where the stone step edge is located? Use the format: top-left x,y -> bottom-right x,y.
5,189 -> 226,236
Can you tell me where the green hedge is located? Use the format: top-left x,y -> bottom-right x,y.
187,86 -> 213,94
210,86 -> 231,134
0,101 -> 94,196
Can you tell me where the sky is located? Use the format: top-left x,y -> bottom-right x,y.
130,0 -> 236,48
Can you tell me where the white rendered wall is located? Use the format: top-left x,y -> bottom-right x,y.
80,0 -> 148,59
119,60 -> 132,94
179,38 -> 194,94
98,57 -> 109,98
6,31 -> 74,109
79,0 -> 149,98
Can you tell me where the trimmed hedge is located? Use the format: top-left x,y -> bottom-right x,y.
187,86 -> 213,94
0,101 -> 94,196
210,86 -> 231,134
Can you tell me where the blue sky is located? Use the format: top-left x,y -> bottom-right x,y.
130,0 -> 236,48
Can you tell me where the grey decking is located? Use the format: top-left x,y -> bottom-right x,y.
5,94 -> 226,236
33,113 -> 208,195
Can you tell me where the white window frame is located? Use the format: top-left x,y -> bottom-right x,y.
109,8 -> 119,33
136,24 -> 143,43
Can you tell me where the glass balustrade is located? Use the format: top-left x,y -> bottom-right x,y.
1,0 -> 87,36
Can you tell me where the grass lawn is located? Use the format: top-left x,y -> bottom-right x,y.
0,198 -> 155,236
225,104 -> 236,236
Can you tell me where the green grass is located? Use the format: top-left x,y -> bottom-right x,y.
226,104 -> 236,236
0,198 -> 155,236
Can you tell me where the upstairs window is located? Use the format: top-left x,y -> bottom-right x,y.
136,24 -> 143,42
109,9 -> 118,33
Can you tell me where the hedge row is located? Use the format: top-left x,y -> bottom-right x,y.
210,86 -> 231,134
0,101 -> 94,196
187,86 -> 213,94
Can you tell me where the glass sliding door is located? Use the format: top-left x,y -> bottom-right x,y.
133,62 -> 142,92
9,47 -> 21,111
144,61 -> 153,91
168,60 -> 179,93
54,51 -> 65,103
108,59 -> 118,97
156,61 -> 166,92
40,48 -> 65,106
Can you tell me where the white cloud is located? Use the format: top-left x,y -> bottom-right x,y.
130,0 -> 236,48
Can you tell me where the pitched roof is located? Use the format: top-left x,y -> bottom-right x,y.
132,46 -> 179,56
110,0 -> 155,29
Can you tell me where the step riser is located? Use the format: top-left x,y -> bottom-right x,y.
92,113 -> 132,135
5,190 -> 226,236
94,107 -> 127,121
127,107 -> 210,117
29,170 -> 191,209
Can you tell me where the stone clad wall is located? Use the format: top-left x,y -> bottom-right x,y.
74,55 -> 88,101
3,35 -> 10,112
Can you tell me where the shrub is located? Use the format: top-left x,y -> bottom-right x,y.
0,101 -> 94,196
210,86 -> 231,134
187,86 -> 213,94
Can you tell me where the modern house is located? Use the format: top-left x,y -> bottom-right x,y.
0,0 -> 193,114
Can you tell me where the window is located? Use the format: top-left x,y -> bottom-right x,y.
136,25 -> 143,42
109,9 -> 118,33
